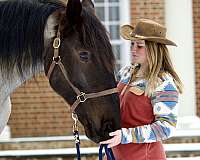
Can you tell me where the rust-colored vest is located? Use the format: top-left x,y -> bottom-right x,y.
112,82 -> 166,160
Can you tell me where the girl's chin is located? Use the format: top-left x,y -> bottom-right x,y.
131,60 -> 140,64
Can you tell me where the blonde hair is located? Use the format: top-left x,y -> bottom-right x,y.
132,41 -> 183,96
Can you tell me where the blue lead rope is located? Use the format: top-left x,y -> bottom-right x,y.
74,133 -> 115,160
75,142 -> 81,160
73,127 -> 115,160
74,138 -> 115,160
99,144 -> 115,160
73,130 -> 81,160
75,141 -> 115,160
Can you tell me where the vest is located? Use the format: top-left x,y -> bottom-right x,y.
112,82 -> 166,160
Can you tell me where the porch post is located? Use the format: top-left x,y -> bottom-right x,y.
165,0 -> 200,129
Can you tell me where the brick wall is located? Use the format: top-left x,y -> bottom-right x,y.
9,74 -> 85,137
130,0 -> 165,25
130,0 -> 200,117
193,0 -> 200,116
7,0 -> 200,138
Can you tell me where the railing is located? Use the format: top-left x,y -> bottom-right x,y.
0,142 -> 199,158
0,129 -> 200,159
0,143 -> 199,158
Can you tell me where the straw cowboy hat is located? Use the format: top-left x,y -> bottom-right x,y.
120,19 -> 177,46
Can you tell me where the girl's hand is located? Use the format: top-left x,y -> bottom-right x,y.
100,129 -> 122,148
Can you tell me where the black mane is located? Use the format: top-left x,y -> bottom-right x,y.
0,0 -> 115,81
0,0 -> 64,79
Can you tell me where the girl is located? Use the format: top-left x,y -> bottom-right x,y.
100,19 -> 183,160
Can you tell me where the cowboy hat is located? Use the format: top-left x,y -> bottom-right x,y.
120,19 -> 177,46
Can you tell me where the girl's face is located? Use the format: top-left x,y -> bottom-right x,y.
131,40 -> 147,65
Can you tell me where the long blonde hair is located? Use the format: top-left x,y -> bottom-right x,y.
132,41 -> 183,96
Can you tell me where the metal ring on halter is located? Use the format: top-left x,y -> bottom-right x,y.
53,37 -> 61,49
53,56 -> 61,64
77,92 -> 87,103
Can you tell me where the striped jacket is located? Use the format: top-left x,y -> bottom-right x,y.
119,66 -> 179,144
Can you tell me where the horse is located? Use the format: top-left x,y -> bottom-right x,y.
0,0 -> 120,143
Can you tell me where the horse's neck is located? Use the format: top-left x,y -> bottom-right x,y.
0,64 -> 44,104
0,11 -> 58,104
0,15 -> 56,104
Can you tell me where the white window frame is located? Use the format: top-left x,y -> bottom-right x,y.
94,0 -> 131,69
119,0 -> 131,67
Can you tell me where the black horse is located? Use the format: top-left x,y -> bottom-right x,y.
0,0 -> 120,143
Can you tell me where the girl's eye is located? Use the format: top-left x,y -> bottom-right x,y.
131,42 -> 145,48
79,51 -> 91,63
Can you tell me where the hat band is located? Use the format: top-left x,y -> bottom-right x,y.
134,34 -> 146,39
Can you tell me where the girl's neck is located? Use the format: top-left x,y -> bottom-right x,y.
136,63 -> 148,77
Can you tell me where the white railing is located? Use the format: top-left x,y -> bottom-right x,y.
0,143 -> 199,157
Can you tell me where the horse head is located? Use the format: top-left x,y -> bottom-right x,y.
44,0 -> 120,143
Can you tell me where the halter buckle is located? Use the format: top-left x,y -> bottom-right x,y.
77,92 -> 87,102
53,37 -> 61,49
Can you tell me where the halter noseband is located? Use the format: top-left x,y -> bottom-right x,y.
47,28 -> 118,113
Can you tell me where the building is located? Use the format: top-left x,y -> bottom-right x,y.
3,0 -> 200,140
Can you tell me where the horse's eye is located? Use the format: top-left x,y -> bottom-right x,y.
79,51 -> 91,63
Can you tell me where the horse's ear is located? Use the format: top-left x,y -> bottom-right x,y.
66,0 -> 82,25
82,0 -> 95,13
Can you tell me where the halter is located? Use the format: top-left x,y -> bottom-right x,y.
47,28 -> 117,160
47,29 -> 118,113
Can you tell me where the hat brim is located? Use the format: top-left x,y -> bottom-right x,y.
120,25 -> 177,46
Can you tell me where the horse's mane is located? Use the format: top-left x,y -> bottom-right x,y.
0,0 -> 115,81
0,0 -> 64,80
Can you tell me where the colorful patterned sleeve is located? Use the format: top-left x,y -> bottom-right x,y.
121,73 -> 179,144
117,66 -> 131,84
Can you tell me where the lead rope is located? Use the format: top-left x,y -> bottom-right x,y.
72,113 -> 81,160
72,113 -> 115,160
99,144 -> 115,160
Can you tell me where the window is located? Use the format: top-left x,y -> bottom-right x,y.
94,0 -> 130,71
